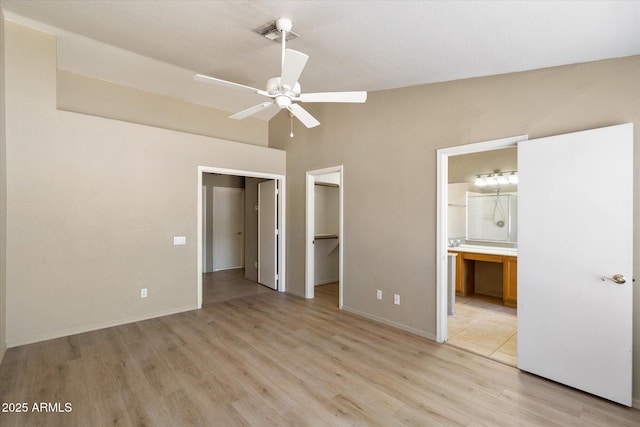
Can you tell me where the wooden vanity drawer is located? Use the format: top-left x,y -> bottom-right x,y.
462,252 -> 503,263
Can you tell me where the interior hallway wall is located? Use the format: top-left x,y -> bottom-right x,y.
269,55 -> 640,401
3,21 -> 285,347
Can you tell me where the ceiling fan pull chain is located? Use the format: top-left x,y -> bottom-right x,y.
290,114 -> 294,138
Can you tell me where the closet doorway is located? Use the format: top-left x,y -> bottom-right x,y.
305,166 -> 343,308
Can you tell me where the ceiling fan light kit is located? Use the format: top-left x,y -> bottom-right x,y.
194,17 -> 367,132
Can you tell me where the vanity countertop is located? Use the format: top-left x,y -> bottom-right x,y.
448,244 -> 517,257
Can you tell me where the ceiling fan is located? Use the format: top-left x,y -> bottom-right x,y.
193,17 -> 367,129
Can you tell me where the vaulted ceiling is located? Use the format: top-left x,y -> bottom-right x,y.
2,1 -> 639,120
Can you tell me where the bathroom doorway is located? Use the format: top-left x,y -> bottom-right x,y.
436,135 -> 526,366
446,147 -> 518,365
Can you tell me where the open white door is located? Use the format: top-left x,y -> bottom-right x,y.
258,180 -> 278,290
202,186 -> 207,272
518,123 -> 633,406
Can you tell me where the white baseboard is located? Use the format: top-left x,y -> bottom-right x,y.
314,278 -> 339,286
286,288 -> 306,298
7,304 -> 197,348
212,266 -> 243,272
341,305 -> 437,341
633,396 -> 640,409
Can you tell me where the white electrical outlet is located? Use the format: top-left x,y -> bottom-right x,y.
141,288 -> 148,298
394,294 -> 400,305
173,236 -> 186,245
376,290 -> 382,300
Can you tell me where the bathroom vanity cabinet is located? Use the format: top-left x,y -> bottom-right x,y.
448,247 -> 517,307
502,255 -> 517,306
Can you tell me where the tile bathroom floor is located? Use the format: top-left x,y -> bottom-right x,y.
447,294 -> 517,366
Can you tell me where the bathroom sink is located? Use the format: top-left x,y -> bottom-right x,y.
449,244 -> 517,256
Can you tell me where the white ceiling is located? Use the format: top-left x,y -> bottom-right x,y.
2,1 -> 639,120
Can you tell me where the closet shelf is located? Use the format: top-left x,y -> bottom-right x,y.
314,234 -> 338,240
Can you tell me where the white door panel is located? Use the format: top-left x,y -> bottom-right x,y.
518,123 -> 633,406
258,180 -> 278,290
202,186 -> 207,271
212,187 -> 244,271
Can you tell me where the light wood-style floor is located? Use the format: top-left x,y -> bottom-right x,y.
448,294 -> 518,366
2,284 -> 639,426
203,268 -> 274,305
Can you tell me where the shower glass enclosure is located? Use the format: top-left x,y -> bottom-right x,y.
466,192 -> 517,243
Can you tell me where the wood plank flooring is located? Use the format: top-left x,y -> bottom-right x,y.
1,284 -> 639,426
203,268 -> 274,305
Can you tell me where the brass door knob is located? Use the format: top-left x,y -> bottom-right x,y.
601,274 -> 627,284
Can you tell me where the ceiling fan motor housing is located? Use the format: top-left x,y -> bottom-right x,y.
266,77 -> 301,99
275,96 -> 291,108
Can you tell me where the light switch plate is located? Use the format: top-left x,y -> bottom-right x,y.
376,290 -> 382,300
173,236 -> 186,245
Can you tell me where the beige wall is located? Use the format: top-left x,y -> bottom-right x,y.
270,56 -> 640,399
4,21 -> 285,346
0,10 -> 7,363
57,70 -> 269,147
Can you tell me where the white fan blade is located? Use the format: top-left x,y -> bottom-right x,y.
287,103 -> 320,128
299,91 -> 367,103
281,49 -> 308,90
230,102 -> 275,119
194,74 -> 270,97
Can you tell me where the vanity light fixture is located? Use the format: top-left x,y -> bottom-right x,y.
473,170 -> 517,187
474,175 -> 486,186
485,174 -> 498,186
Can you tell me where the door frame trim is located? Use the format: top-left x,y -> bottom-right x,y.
305,165 -> 343,308
197,166 -> 286,308
435,135 -> 526,343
